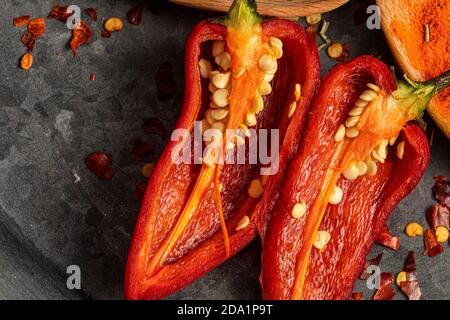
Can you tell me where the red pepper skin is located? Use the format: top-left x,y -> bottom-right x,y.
262,56 -> 430,300
125,20 -> 320,300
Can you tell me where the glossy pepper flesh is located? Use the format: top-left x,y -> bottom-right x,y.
125,0 -> 320,300
262,55 -> 450,300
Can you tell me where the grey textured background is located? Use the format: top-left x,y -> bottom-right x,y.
0,0 -> 448,300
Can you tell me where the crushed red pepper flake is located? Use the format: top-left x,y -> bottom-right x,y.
85,8 -> 98,22
133,182 -> 147,202
90,72 -> 95,81
127,2 -> 145,25
423,229 -> 444,257
155,61 -> 177,101
13,15 -> 31,27
359,252 -> 383,280
351,292 -> 363,300
21,32 -> 36,51
375,225 -> 400,250
70,21 -> 93,55
101,30 -> 112,38
426,204 -> 449,230
399,251 -> 421,300
433,176 -> 450,208
373,272 -> 395,300
143,117 -> 166,138
336,43 -> 351,62
85,152 -> 114,180
27,18 -> 46,38
48,5 -> 71,22
131,139 -> 155,161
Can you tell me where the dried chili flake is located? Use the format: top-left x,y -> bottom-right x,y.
21,32 -> 36,51
127,2 -> 145,25
305,25 -> 317,39
359,252 -> 383,280
131,139 -> 155,161
48,5 -> 70,22
400,281 -> 421,300
155,61 -> 177,101
351,292 -> 363,300
373,272 -> 395,300
70,21 -> 93,55
336,44 -> 351,62
90,72 -> 95,81
27,18 -> 46,38
423,229 -> 444,257
133,182 -> 147,202
85,152 -> 114,180
13,15 -> 31,27
85,8 -> 98,22
375,225 -> 400,250
143,117 -> 166,137
426,204 -> 449,230
398,251 -> 421,300
101,30 -> 112,38
433,176 -> 450,208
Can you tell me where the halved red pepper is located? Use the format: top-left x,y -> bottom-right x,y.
262,56 -> 450,300
125,0 -> 320,300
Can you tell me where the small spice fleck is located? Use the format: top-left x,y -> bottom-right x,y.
424,24 -> 430,43
90,72 -> 95,81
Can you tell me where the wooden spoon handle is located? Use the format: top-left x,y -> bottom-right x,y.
169,0 -> 349,17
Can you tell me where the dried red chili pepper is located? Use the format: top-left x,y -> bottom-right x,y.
373,273 -> 395,300
125,0 -> 320,299
13,15 -> 31,27
262,54 -> 450,299
27,18 -> 45,38
48,5 -> 71,22
70,21 -> 93,55
375,225 -> 400,250
85,8 -> 98,22
21,32 -> 36,52
127,2 -> 145,25
85,152 -> 114,180
423,229 -> 444,257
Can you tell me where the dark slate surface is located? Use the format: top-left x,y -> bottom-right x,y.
0,0 -> 448,300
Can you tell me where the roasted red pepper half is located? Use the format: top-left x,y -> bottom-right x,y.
125,0 -> 320,300
262,55 -> 450,300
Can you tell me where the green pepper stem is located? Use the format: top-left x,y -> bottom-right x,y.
224,0 -> 261,28
421,69 -> 450,92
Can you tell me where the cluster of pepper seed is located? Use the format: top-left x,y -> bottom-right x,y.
197,37 -> 283,169
289,83 -> 411,251
335,83 -> 406,184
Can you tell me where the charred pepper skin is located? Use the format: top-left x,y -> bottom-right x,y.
262,56 -> 431,300
124,16 -> 320,300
